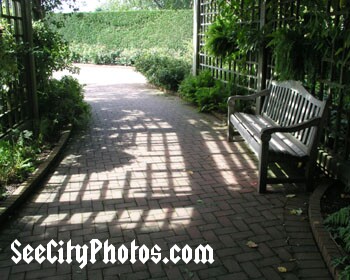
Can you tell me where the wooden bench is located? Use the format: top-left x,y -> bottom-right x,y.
227,80 -> 328,193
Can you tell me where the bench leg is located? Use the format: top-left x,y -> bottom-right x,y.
227,107 -> 234,142
305,161 -> 315,192
227,123 -> 235,142
258,144 -> 269,193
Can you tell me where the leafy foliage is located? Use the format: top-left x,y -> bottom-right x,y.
332,256 -> 350,280
195,83 -> 229,113
268,27 -> 308,81
0,2 -> 90,199
205,0 -> 263,61
31,18 -> 90,141
0,130 -> 39,197
48,10 -> 193,65
324,206 -> 350,279
32,0 -> 78,19
134,52 -> 191,91
179,70 -> 215,104
268,1 -> 350,82
32,20 -> 76,89
206,0 -> 350,83
100,0 -> 192,10
205,18 -> 238,58
0,19 -> 21,134
324,206 -> 350,229
0,19 -> 19,87
38,75 -> 90,141
268,8 -> 331,82
179,71 -> 243,113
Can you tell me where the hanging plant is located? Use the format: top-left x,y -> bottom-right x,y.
205,17 -> 238,58
204,0 -> 265,61
268,26 -> 307,81
268,18 -> 326,82
205,17 -> 265,60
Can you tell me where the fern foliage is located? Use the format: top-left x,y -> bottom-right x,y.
324,206 -> 350,279
324,206 -> 350,228
205,18 -> 238,58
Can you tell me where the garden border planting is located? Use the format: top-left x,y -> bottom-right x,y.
309,180 -> 347,279
0,126 -> 72,224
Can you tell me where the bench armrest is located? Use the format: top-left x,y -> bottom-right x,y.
260,117 -> 322,142
227,89 -> 270,107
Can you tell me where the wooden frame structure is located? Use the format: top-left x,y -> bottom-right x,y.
0,0 -> 37,138
193,0 -> 350,178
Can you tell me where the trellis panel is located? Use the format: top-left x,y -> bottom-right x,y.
196,0 -> 261,94
193,0 -> 350,172
0,0 -> 36,138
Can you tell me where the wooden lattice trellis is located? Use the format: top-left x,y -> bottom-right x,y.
194,0 -> 261,94
0,0 -> 37,138
193,0 -> 350,176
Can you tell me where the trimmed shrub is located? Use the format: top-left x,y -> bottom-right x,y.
179,71 -> 233,113
38,75 -> 90,141
134,52 -> 191,91
179,70 -> 215,104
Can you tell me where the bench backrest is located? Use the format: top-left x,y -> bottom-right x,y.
261,80 -> 327,151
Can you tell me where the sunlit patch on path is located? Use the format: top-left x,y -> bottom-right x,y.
0,65 -> 331,279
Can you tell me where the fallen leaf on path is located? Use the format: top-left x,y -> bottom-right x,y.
290,208 -> 303,216
246,241 -> 258,248
286,194 -> 296,198
277,266 -> 287,273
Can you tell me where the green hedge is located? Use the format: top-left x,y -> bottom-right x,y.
134,51 -> 191,91
49,10 -> 193,65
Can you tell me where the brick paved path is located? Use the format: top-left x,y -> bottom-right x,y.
0,65 -> 331,279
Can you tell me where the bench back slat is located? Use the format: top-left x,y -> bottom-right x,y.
262,81 -> 326,153
281,88 -> 297,126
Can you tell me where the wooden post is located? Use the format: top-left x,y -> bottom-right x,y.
192,0 -> 200,76
22,0 -> 39,135
256,0 -> 268,114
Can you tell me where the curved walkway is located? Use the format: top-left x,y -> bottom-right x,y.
0,65 -> 331,279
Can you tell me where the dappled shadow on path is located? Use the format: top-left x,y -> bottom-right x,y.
0,66 -> 330,279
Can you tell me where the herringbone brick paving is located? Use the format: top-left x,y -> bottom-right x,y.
0,65 -> 331,279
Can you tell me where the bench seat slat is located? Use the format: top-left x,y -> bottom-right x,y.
227,80 -> 327,193
231,113 -> 309,160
